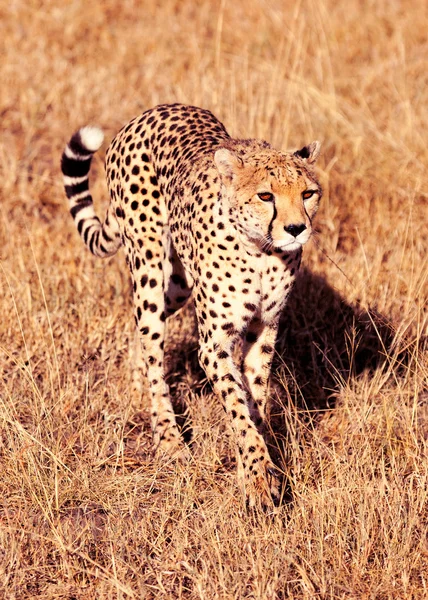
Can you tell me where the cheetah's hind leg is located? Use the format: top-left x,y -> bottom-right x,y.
130,232 -> 193,462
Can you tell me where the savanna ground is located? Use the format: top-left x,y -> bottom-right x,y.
1,0 -> 427,598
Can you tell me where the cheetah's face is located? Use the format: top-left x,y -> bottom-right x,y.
215,143 -> 322,252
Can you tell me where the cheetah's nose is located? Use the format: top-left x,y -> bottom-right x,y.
284,223 -> 306,237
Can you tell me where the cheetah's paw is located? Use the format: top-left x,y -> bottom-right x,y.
245,462 -> 283,511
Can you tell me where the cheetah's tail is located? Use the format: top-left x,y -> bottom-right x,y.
61,127 -> 121,258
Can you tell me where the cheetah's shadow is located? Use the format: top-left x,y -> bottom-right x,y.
274,267 -> 398,412
264,266 -> 405,473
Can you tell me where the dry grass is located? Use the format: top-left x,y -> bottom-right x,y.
1,0 -> 427,597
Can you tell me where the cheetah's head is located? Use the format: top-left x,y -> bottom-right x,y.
214,141 -> 322,253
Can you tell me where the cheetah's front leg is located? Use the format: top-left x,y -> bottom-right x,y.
199,337 -> 281,509
242,318 -> 279,427
129,252 -> 185,459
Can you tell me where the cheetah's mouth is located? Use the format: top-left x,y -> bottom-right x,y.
273,239 -> 304,253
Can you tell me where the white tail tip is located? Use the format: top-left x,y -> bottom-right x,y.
79,126 -> 104,152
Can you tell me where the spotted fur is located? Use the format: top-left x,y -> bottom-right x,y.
61,104 -> 322,508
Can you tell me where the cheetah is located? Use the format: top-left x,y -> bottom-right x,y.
61,104 -> 322,508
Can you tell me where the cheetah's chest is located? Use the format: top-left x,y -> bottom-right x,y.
258,251 -> 301,320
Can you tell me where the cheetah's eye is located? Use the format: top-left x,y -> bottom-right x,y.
302,190 -> 317,200
258,192 -> 274,202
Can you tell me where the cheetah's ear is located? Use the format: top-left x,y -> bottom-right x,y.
294,141 -> 321,165
214,148 -> 243,181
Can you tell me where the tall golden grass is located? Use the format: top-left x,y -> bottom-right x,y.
1,0 -> 427,597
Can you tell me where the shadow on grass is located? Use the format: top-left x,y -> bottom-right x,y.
274,266 -> 397,414
266,267 -> 402,498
